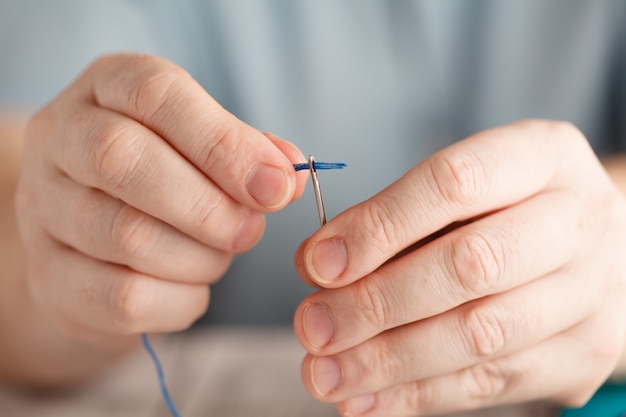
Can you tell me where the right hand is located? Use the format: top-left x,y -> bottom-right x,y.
15,54 -> 307,344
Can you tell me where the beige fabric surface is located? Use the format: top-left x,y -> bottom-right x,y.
0,327 -> 560,417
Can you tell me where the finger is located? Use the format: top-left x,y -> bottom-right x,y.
300,120 -> 595,287
29,233 -> 209,336
79,54 -> 300,210
300,266 -> 603,402
295,190 -> 583,354
338,313 -> 625,417
54,105 -> 266,253
294,219 -> 478,289
41,172 -> 232,284
263,132 -> 309,203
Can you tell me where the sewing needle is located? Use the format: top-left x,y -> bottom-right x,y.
308,155 -> 326,226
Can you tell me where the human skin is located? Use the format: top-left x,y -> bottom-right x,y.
0,54 -> 307,387
0,53 -> 625,416
294,120 -> 626,416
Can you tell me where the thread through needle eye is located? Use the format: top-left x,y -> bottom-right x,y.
308,155 -> 326,226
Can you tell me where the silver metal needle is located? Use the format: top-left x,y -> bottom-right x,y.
308,155 -> 326,226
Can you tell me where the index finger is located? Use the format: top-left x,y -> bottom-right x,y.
79,54 -> 301,211
300,120 -> 597,287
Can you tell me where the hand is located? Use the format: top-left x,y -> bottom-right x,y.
293,120 -> 626,416
15,54 -> 306,345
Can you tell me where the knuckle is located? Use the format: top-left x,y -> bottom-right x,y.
428,149 -> 489,212
370,337 -> 400,383
125,60 -> 187,122
198,121 -> 242,173
463,361 -> 509,401
462,304 -> 507,357
358,278 -> 393,331
87,119 -> 147,190
359,198 -> 402,254
187,185 -> 225,230
107,274 -> 150,330
403,380 -> 431,413
110,204 -> 156,259
193,200 -> 220,231
449,230 -> 502,296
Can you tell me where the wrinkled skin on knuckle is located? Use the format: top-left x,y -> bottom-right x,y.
358,278 -> 393,332
369,337 -> 401,386
109,204 -> 157,260
429,149 -> 489,213
358,199 -> 402,257
450,230 -> 502,297
189,190 -> 219,230
198,120 -> 242,174
118,55 -> 189,122
185,186 -> 236,242
462,305 -> 507,358
463,361 -> 509,402
87,120 -> 147,191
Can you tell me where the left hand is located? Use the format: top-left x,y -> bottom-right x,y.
293,120 -> 626,416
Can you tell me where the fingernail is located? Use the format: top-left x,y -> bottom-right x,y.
303,303 -> 335,349
311,356 -> 342,395
344,394 -> 376,416
306,238 -> 347,284
233,211 -> 265,251
247,164 -> 292,209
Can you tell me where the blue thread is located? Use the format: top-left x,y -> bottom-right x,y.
141,333 -> 182,417
293,161 -> 347,171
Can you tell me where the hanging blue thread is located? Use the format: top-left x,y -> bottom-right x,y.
141,333 -> 182,417
293,161 -> 346,171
